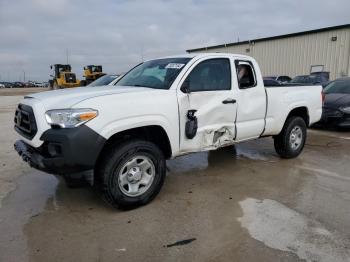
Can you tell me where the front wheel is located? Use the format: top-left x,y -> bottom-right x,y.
95,140 -> 166,209
274,116 -> 307,158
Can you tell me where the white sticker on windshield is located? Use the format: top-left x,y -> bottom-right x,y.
165,63 -> 185,69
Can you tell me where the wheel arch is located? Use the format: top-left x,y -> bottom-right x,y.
285,106 -> 310,127
97,125 -> 173,161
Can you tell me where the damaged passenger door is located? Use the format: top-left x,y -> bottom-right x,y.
177,57 -> 237,153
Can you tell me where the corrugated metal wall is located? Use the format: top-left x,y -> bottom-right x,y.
189,28 -> 350,80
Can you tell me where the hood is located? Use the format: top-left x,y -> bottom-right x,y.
24,85 -> 154,109
324,93 -> 350,109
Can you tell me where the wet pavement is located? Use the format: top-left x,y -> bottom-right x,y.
1,94 -> 350,262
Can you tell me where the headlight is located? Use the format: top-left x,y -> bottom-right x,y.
340,106 -> 350,114
45,108 -> 98,128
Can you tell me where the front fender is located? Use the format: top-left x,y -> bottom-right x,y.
85,114 -> 179,155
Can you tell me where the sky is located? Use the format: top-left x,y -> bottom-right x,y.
0,0 -> 349,82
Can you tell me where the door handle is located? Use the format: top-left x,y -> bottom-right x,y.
222,98 -> 236,104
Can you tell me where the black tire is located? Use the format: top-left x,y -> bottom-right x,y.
95,139 -> 166,210
53,81 -> 59,90
80,80 -> 87,87
274,116 -> 307,159
48,80 -> 54,90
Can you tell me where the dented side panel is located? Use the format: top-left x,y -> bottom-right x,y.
177,90 -> 237,153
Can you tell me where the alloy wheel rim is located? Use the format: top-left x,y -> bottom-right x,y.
290,126 -> 303,150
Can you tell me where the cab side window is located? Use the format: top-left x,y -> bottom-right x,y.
236,62 -> 256,89
185,58 -> 231,92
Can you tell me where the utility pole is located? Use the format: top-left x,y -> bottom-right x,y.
23,70 -> 25,82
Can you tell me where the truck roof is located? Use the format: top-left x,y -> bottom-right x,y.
149,53 -> 253,61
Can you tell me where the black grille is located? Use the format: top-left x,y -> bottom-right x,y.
14,104 -> 37,140
65,73 -> 77,83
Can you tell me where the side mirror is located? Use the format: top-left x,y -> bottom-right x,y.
180,79 -> 190,93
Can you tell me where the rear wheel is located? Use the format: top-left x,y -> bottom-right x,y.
274,116 -> 307,158
95,140 -> 166,209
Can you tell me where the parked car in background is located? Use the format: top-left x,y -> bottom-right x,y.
0,83 -> 5,88
289,74 -> 329,87
263,79 -> 282,86
87,74 -> 119,87
311,71 -> 330,81
264,75 -> 291,83
1,82 -> 14,88
26,81 -> 36,87
13,82 -> 26,88
319,77 -> 350,128
34,82 -> 44,87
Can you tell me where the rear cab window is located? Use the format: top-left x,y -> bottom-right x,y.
235,60 -> 257,89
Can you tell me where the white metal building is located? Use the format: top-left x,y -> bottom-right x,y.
187,24 -> 350,80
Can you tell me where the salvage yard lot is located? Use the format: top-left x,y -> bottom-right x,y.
0,88 -> 350,262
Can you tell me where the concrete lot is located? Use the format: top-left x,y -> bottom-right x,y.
0,88 -> 350,262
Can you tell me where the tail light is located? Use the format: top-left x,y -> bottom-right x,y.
321,91 -> 325,104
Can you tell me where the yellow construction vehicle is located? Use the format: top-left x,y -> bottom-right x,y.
49,64 -> 81,90
82,65 -> 105,86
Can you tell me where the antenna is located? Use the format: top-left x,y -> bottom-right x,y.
66,48 -> 69,64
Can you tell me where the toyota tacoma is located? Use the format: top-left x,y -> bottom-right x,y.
14,53 -> 323,209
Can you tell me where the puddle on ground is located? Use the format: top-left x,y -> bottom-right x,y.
235,147 -> 273,161
0,171 -> 58,262
238,198 -> 350,262
1,133 -> 349,261
167,142 -> 275,175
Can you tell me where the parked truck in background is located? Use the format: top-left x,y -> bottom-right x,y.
14,53 -> 323,209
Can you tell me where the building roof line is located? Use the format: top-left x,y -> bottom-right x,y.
186,23 -> 350,52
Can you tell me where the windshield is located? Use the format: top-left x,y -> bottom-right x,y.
263,76 -> 276,80
291,75 -> 320,84
115,57 -> 191,89
324,80 -> 350,94
290,76 -> 306,83
88,75 -> 118,87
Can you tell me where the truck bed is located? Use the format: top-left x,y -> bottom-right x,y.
263,85 -> 323,136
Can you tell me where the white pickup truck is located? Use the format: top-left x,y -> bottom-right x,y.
14,53 -> 322,209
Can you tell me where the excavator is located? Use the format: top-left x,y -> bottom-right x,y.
81,65 -> 105,86
48,64 -> 81,90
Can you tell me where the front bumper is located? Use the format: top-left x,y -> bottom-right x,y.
14,125 -> 106,175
